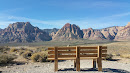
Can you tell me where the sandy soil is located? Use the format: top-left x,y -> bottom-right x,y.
0,59 -> 130,73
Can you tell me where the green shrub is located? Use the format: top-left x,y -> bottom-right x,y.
31,51 -> 48,62
22,51 -> 32,59
0,54 -> 17,64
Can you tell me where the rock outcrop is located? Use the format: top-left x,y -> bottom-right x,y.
52,23 -> 83,41
43,28 -> 59,37
83,28 -> 106,40
0,22 -> 52,43
0,28 -> 2,31
114,23 -> 130,41
83,22 -> 130,41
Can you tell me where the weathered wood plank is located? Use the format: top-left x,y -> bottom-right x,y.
54,47 -> 58,71
57,47 -> 76,50
48,47 -> 55,50
80,54 -> 97,57
48,51 -> 55,54
79,47 -> 98,49
76,46 -> 80,71
80,50 -> 97,53
102,50 -> 107,53
58,55 -> 76,58
101,46 -> 107,49
58,51 -> 76,54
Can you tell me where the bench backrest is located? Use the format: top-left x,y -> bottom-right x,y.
48,46 -> 107,60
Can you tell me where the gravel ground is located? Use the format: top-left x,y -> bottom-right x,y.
0,60 -> 130,73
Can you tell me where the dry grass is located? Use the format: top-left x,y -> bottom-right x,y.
0,54 -> 17,64
31,51 -> 48,62
120,54 -> 130,59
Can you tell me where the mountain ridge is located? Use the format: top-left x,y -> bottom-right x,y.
0,22 -> 129,43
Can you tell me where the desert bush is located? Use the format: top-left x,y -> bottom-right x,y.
120,54 -> 130,59
10,48 -> 18,52
31,51 -> 48,62
0,46 -> 10,53
22,51 -> 32,59
0,54 -> 17,64
19,50 -> 24,55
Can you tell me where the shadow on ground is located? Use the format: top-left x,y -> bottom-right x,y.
0,61 -> 26,67
59,68 -> 130,73
105,59 -> 120,61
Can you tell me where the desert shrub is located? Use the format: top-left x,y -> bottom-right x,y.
0,46 -> 10,53
0,54 -> 17,64
31,51 -> 48,62
104,54 -> 113,60
120,54 -> 130,59
19,50 -> 25,55
22,51 -> 33,59
10,48 -> 18,52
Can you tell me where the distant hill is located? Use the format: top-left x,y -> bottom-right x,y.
83,23 -> 130,41
0,22 -> 52,43
0,22 -> 129,43
114,22 -> 130,41
0,28 -> 2,31
43,28 -> 59,37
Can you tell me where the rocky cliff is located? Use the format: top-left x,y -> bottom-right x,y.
114,22 -> 130,41
52,23 -> 83,41
0,22 -> 52,43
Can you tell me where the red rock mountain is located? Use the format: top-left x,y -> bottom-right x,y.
52,23 -> 83,40
83,23 -> 130,41
0,22 -> 52,43
0,22 -> 130,43
82,28 -> 106,40
114,22 -> 130,41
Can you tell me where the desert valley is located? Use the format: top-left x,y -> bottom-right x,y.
0,22 -> 130,73
0,0 -> 130,73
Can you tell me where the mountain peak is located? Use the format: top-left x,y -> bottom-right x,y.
0,22 -> 51,43
52,23 -> 83,41
126,22 -> 130,27
63,23 -> 71,28
8,22 -> 32,29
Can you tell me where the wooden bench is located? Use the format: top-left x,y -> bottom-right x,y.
48,46 -> 107,71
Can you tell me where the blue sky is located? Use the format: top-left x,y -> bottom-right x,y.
0,0 -> 130,29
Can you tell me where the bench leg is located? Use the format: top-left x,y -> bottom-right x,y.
55,60 -> 58,71
93,59 -> 96,68
97,58 -> 102,71
76,58 -> 80,71
74,60 -> 76,68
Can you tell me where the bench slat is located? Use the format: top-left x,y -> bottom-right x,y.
48,47 -> 55,50
57,47 -> 76,50
80,50 -> 97,53
101,46 -> 107,49
48,55 -> 55,58
58,55 -> 76,58
58,51 -> 76,54
48,51 -> 55,54
102,54 -> 107,57
80,54 -> 97,57
79,47 -> 97,49
102,50 -> 107,53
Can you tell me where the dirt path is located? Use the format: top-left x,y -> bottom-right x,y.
0,60 -> 130,73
